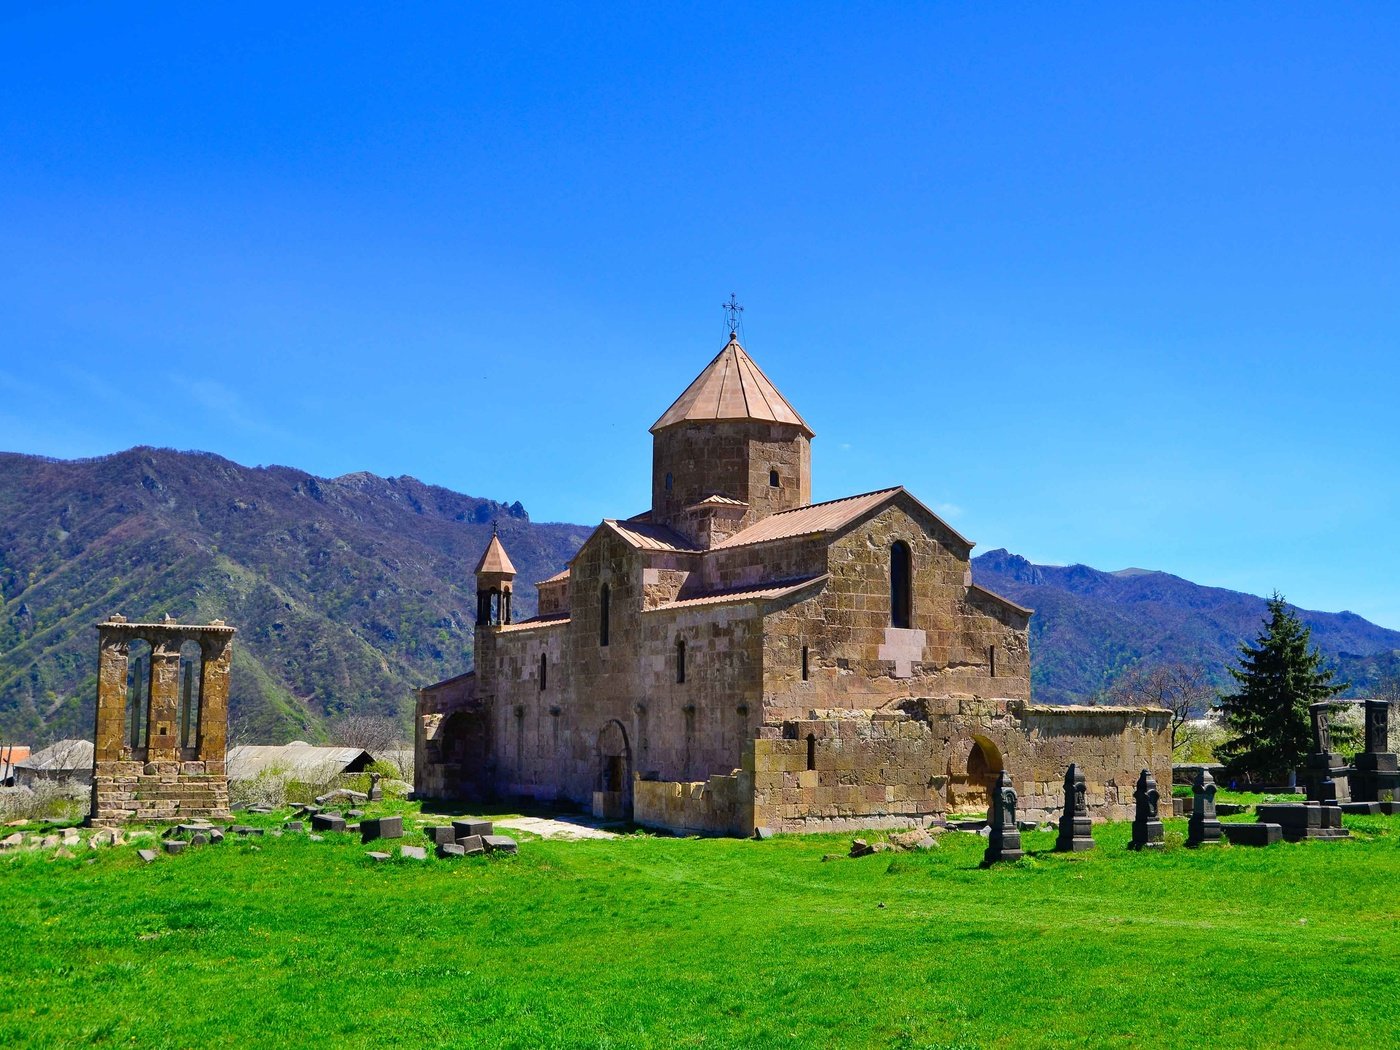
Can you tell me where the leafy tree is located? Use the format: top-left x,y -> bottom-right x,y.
1217,593 -> 1347,781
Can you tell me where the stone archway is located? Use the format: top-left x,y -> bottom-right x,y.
593,719 -> 633,821
947,734 -> 1003,813
435,711 -> 489,798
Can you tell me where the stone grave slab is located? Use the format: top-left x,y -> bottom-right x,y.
1223,823 -> 1282,846
482,835 -> 518,855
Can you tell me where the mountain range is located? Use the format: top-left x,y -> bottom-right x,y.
1,447 -> 1395,743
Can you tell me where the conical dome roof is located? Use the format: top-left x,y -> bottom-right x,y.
650,333 -> 813,437
474,533 -> 517,576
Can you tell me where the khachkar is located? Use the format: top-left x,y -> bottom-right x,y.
89,614 -> 236,826
1303,702 -> 1352,803
1054,763 -> 1095,852
1185,768 -> 1223,847
982,770 -> 1023,866
1128,769 -> 1164,850
1349,700 -> 1398,803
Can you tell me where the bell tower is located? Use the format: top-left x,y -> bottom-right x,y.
474,529 -> 517,627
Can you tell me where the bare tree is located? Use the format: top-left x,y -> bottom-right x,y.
325,715 -> 405,756
1105,663 -> 1216,756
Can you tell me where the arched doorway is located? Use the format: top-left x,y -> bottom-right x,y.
436,711 -> 488,798
593,720 -> 633,821
947,735 -> 1003,814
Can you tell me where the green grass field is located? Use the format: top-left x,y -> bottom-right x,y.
2,803 -> 1397,1049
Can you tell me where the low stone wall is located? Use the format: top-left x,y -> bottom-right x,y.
749,699 -> 1171,833
634,770 -> 753,837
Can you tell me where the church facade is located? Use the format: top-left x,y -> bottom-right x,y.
415,334 -> 1169,834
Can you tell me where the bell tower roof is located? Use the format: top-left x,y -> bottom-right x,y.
474,532 -> 517,577
650,333 -> 813,438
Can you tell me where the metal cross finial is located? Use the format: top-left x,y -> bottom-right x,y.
722,293 -> 744,336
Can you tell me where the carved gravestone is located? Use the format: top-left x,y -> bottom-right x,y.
1055,763 -> 1095,852
1186,769 -> 1223,847
1350,699 -> 1399,803
368,772 -> 383,802
1304,702 -> 1351,803
1129,769 -> 1164,850
981,770 -> 1023,866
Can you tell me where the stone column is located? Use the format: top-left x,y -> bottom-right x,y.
145,638 -> 182,764
198,633 -> 234,775
93,629 -> 129,764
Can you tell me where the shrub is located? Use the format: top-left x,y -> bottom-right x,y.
0,779 -> 88,823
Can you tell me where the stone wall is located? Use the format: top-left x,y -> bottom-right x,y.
749,699 -> 1170,832
463,526 -> 770,812
415,670 -> 488,799
756,499 -> 1031,721
634,769 -> 754,837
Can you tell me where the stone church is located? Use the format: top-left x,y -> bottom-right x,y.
415,333 -> 1169,834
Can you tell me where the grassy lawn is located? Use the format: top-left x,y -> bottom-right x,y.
2,804 -> 1397,1049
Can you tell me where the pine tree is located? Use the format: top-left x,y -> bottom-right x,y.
1217,593 -> 1347,782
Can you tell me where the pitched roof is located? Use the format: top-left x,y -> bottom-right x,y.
498,614 -> 570,633
650,575 -> 829,611
968,582 -> 1034,616
602,519 -> 704,553
712,488 -> 901,549
650,334 -> 813,436
16,739 -> 93,771
226,744 -> 374,780
536,568 -> 570,586
712,486 -> 975,551
474,533 -> 517,576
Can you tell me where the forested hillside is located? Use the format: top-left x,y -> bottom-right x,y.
0,448 -> 587,743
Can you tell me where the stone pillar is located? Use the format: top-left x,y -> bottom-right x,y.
1055,763 -> 1094,852
93,628 -> 129,764
146,637 -> 182,764
198,632 -> 233,774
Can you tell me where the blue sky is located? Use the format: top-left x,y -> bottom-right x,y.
2,4 -> 1397,629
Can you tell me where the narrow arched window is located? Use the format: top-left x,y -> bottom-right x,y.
178,640 -> 202,749
664,472 -> 673,491
801,645 -> 810,681
988,644 -> 997,678
806,733 -> 816,771
540,652 -> 548,691
126,639 -> 151,750
599,584 -> 610,647
769,469 -> 780,488
676,637 -> 687,684
890,540 -> 913,629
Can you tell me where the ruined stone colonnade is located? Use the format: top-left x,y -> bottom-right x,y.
89,615 -> 236,826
